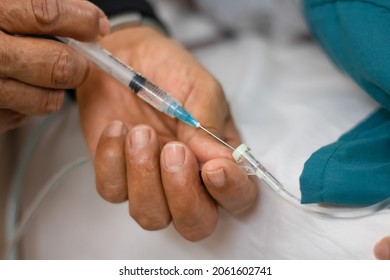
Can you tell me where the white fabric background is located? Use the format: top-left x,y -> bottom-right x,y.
15,0 -> 390,259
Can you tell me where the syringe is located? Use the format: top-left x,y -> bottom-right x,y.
57,38 -> 189,125
58,37 -> 234,150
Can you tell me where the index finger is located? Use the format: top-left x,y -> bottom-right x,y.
0,0 -> 110,41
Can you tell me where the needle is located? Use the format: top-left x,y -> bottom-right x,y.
198,125 -> 235,151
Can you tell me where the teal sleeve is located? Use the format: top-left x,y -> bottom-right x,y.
300,109 -> 390,206
300,0 -> 390,206
302,0 -> 390,110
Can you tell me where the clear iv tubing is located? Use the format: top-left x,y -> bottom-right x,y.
57,37 -> 199,128
233,144 -> 390,219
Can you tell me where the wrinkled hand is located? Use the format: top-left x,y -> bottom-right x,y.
0,0 -> 110,132
77,26 -> 258,241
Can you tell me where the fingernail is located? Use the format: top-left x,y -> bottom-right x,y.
130,126 -> 151,149
374,242 -> 389,260
206,168 -> 226,187
99,17 -> 111,37
164,143 -> 185,170
104,121 -> 125,137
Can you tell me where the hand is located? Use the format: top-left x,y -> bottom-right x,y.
0,0 -> 110,132
77,26 -> 258,241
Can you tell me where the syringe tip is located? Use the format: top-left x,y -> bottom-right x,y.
171,106 -> 199,127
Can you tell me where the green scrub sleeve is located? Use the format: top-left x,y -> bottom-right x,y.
302,0 -> 390,110
300,108 -> 390,206
300,0 -> 390,206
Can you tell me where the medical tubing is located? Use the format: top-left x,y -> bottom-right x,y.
4,157 -> 90,260
245,152 -> 302,206
300,198 -> 390,218
251,160 -> 390,218
234,144 -> 390,219
4,104 -> 69,260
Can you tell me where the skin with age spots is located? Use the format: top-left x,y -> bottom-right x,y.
0,0 -> 110,132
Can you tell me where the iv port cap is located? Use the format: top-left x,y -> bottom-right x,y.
233,143 -> 250,162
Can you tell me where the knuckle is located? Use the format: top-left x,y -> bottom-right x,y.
0,80 -> 8,108
136,158 -> 158,173
212,80 -> 224,98
0,34 -> 11,77
0,50 -> 10,73
51,48 -> 77,88
0,79 -> 17,110
81,5 -> 100,26
38,90 -> 64,114
30,0 -> 61,31
129,154 -> 158,174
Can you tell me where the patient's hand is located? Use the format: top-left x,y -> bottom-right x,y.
77,26 -> 258,241
0,0 -> 110,132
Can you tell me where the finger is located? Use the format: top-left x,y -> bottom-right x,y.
161,142 -> 218,241
0,0 -> 110,41
0,78 -> 64,115
0,109 -> 27,132
94,121 -> 128,203
374,236 -> 390,260
126,125 -> 171,230
202,159 -> 258,215
0,34 -> 89,89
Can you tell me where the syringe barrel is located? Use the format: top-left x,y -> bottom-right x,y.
58,37 -> 135,85
132,76 -> 199,127
68,38 -> 178,113
59,37 -> 199,127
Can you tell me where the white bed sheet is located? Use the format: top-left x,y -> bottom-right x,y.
16,31 -> 390,259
